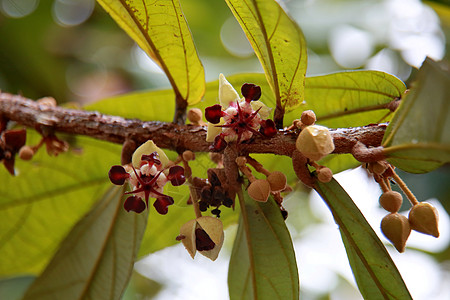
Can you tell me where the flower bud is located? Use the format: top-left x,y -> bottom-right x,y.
267,171 -> 287,192
248,179 -> 271,202
37,97 -> 57,107
317,167 -> 333,183
371,161 -> 389,175
379,191 -> 403,213
296,125 -> 335,161
381,213 -> 411,253
187,108 -> 203,124
408,202 -> 439,237
179,216 -> 224,261
182,150 -> 195,161
300,110 -> 316,126
18,145 -> 34,161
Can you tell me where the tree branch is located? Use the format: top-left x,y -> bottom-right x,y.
0,92 -> 387,156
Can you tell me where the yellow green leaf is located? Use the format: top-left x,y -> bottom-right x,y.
225,0 -> 307,112
0,134 -> 120,276
22,186 -> 147,300
96,0 -> 205,105
382,58 -> 450,173
228,190 -> 299,300
315,178 -> 412,300
286,70 -> 406,128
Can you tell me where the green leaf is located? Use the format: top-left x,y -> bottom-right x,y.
96,0 -> 205,105
0,134 -> 120,276
228,190 -> 299,300
22,186 -> 147,300
224,0 -> 307,111
85,88 -> 176,122
315,178 -> 411,300
0,276 -> 35,300
286,70 -> 406,128
382,58 -> 450,173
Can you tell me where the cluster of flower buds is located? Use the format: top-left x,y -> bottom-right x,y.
366,160 -> 440,252
291,110 -> 335,183
108,140 -> 186,215
236,156 -> 289,219
205,74 -> 277,151
177,216 -> 224,261
192,169 -> 234,218
295,110 -> 335,162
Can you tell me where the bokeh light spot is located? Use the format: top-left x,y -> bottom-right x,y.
1,0 -> 38,18
52,0 -> 94,27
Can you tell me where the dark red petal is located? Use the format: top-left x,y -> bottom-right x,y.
3,129 -> 27,152
209,134 -> 227,151
141,152 -> 161,166
124,196 -> 146,213
108,165 -> 129,185
241,83 -> 261,101
195,228 -> 215,251
260,119 -> 277,137
153,195 -> 174,215
167,165 -> 186,186
3,157 -> 16,175
205,104 -> 224,124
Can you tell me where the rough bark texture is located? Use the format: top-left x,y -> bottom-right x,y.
0,92 -> 387,157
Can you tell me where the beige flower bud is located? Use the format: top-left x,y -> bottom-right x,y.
187,108 -> 203,124
300,110 -> 316,126
296,125 -> 335,161
381,213 -> 411,253
317,167 -> 333,183
18,145 -> 34,161
131,140 -> 169,168
371,161 -> 390,175
37,97 -> 57,107
408,202 -> 439,237
182,150 -> 195,161
266,171 -> 287,192
379,191 -> 403,213
248,179 -> 271,202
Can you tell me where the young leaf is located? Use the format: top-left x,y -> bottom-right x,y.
314,178 -> 412,300
22,186 -> 148,300
382,58 -> 450,173
228,190 -> 299,300
224,0 -> 307,117
96,0 -> 205,105
0,134 -> 120,276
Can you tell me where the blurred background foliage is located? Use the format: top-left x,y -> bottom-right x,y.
0,0 -> 449,299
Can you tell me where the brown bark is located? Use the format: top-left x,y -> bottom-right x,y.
0,92 -> 387,156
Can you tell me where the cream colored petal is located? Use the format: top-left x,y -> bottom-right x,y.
251,100 -> 272,120
219,73 -> 240,107
196,216 -> 223,245
132,140 -> 170,168
199,231 -> 224,261
206,121 -> 224,142
179,219 -> 197,259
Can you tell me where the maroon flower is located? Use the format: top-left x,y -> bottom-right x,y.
205,75 -> 277,151
108,150 -> 185,215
